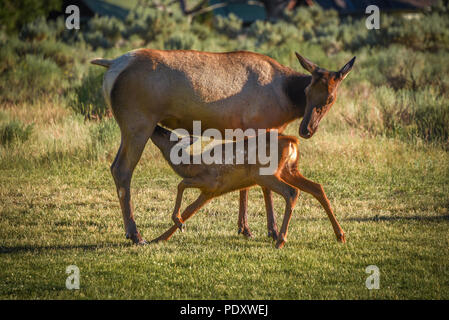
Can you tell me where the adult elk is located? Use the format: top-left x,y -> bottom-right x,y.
91,49 -> 355,244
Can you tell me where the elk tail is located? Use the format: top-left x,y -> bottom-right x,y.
90,58 -> 113,68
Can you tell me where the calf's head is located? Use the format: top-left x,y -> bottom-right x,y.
296,52 -> 356,139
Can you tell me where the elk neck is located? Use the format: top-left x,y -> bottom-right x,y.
282,72 -> 311,119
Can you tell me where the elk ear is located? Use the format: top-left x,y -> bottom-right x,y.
295,52 -> 317,74
338,56 -> 356,80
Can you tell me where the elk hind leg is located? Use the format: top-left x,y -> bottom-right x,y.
171,179 -> 197,232
282,170 -> 345,243
111,122 -> 155,245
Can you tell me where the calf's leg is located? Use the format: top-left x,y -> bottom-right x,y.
237,187 -> 278,240
237,189 -> 253,238
282,170 -> 345,243
256,176 -> 299,249
262,187 -> 279,241
152,192 -> 211,243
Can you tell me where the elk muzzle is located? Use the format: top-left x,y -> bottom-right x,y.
299,111 -> 313,139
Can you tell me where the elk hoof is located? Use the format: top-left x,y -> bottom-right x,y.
267,230 -> 279,241
337,232 -> 346,243
126,232 -> 146,245
138,239 -> 149,245
238,227 -> 253,238
179,223 -> 186,232
242,228 -> 253,238
275,234 -> 287,249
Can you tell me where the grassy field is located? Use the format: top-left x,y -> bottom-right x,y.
1,1 -> 449,299
1,115 -> 448,299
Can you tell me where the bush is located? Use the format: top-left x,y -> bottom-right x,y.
124,5 -> 188,44
0,120 -> 33,145
0,0 -> 62,34
164,32 -> 199,50
214,13 -> 242,39
70,68 -> 109,120
341,86 -> 449,146
83,15 -> 125,49
0,53 -> 65,104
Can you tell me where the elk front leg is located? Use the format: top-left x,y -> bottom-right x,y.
262,187 -> 279,241
237,188 -> 253,238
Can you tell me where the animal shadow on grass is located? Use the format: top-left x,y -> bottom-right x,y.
0,243 -> 128,254
345,214 -> 449,222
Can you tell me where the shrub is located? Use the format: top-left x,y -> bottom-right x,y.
124,5 -> 188,44
70,68 -> 109,120
0,53 -> 65,104
412,89 -> 449,144
0,120 -> 33,145
164,32 -> 199,50
341,86 -> 449,146
0,0 -> 62,34
214,13 -> 242,39
82,15 -> 125,49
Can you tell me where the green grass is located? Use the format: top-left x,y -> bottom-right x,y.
1,1 -> 448,300
1,119 -> 448,299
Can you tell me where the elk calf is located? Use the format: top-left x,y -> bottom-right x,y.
150,125 -> 345,248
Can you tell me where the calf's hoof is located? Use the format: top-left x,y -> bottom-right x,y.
337,232 -> 346,243
173,217 -> 185,232
275,234 -> 287,249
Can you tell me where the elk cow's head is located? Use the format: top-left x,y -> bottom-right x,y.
295,52 -> 356,139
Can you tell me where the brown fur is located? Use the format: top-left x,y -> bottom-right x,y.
150,125 -> 345,248
91,49 -> 354,244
